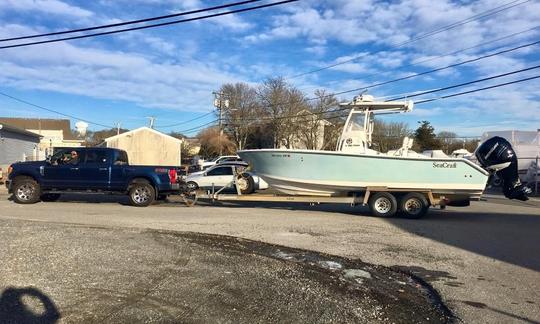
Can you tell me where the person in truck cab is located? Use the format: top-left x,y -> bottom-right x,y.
62,151 -> 79,165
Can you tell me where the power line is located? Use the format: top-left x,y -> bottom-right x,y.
414,75 -> 540,104
156,111 -> 215,128
330,39 -> 540,97
387,64 -> 540,101
216,38 -> 540,121
176,68 -> 540,132
182,63 -> 540,129
216,66 -> 540,126
299,25 -> 540,93
0,0 -> 263,43
179,119 -> 219,133
0,0 -> 298,50
0,91 -> 115,128
287,0 -> 531,79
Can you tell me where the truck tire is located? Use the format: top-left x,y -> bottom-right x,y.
237,173 -> 255,194
128,180 -> 155,207
12,177 -> 41,204
399,192 -> 429,219
41,193 -> 61,202
368,192 -> 397,218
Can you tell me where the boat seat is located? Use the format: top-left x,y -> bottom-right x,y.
390,137 -> 414,157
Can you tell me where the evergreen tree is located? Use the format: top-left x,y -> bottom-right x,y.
414,121 -> 442,151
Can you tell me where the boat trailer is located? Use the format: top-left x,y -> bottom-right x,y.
178,176 -> 478,219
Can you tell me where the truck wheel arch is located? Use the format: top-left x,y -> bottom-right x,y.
128,177 -> 157,196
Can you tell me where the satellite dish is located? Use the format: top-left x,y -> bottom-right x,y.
75,121 -> 89,137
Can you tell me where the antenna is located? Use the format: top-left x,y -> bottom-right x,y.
146,116 -> 156,129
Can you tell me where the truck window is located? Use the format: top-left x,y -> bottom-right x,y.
85,150 -> 108,165
114,151 -> 129,165
50,149 -> 85,165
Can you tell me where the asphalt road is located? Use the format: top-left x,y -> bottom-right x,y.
0,191 -> 538,323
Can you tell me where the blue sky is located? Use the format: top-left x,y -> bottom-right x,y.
0,0 -> 539,136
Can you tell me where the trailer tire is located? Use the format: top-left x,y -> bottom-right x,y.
128,180 -> 155,207
399,192 -> 429,219
237,173 -> 255,194
368,192 -> 397,218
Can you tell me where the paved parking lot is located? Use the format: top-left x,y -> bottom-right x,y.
0,190 -> 539,323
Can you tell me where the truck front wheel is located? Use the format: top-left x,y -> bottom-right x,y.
12,177 -> 41,204
128,180 -> 155,207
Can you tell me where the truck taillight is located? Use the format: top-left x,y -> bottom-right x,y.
168,169 -> 177,184
7,165 -> 13,177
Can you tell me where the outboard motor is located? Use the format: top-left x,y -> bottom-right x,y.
475,136 -> 531,201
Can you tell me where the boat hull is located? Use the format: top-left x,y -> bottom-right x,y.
238,149 -> 489,196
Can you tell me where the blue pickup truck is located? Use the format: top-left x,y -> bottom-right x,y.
5,147 -> 181,207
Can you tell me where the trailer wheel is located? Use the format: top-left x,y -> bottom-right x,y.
182,192 -> 198,207
399,192 -> 429,219
237,173 -> 255,194
368,192 -> 397,218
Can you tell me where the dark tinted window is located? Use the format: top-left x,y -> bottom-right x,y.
114,151 -> 129,165
86,150 -> 108,165
207,166 -> 233,176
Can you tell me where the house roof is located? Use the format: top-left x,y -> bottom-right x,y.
0,123 -> 42,138
103,127 -> 183,144
0,117 -> 78,140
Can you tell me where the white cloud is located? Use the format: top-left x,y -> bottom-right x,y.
0,25 -> 245,111
0,0 -> 93,18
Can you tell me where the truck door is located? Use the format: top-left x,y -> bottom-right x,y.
110,150 -> 129,191
42,149 -> 86,189
79,149 -> 111,189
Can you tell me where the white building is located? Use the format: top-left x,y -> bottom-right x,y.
103,127 -> 183,166
0,118 -> 83,159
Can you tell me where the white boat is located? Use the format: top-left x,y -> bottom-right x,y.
238,95 -> 490,198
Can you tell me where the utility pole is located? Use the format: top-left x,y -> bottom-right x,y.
213,91 -> 229,156
116,122 -> 121,135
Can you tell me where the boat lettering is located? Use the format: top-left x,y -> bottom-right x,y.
433,162 -> 457,168
271,154 -> 291,158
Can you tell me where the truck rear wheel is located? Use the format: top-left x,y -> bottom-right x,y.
399,192 -> 429,219
368,192 -> 397,218
128,180 -> 155,207
12,177 -> 41,204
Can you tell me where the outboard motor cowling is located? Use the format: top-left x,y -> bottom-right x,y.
475,136 -> 531,201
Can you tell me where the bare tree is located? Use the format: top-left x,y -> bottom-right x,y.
197,127 -> 236,158
296,90 -> 339,150
437,131 -> 458,154
220,83 -> 260,150
371,120 -> 411,153
257,77 -> 308,148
